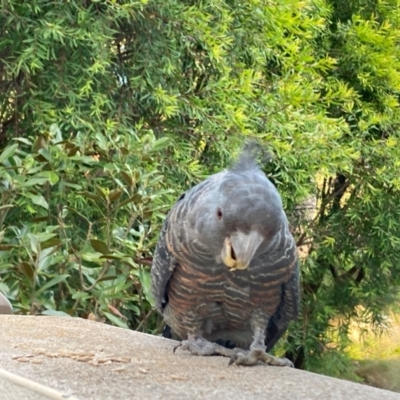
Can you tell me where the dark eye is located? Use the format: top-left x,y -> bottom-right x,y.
216,208 -> 223,220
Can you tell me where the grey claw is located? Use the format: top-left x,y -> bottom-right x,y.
173,343 -> 182,354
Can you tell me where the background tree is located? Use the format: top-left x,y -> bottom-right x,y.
284,0 -> 400,372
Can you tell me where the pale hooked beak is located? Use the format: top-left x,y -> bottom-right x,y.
221,230 -> 264,270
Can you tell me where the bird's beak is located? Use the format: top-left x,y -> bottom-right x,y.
221,230 -> 264,271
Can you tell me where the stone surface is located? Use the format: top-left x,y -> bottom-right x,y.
0,373 -> 50,400
0,315 -> 399,400
0,368 -> 79,400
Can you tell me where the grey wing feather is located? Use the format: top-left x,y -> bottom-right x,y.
266,262 -> 300,351
150,193 -> 185,313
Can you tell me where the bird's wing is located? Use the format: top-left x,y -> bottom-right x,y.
151,172 -> 227,315
265,259 -> 300,351
150,192 -> 186,314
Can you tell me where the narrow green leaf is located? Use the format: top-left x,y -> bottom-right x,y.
41,310 -> 71,317
23,193 -> 49,209
95,186 -> 107,200
20,178 -> 49,188
77,191 -> 103,202
19,262 -> 35,280
49,123 -> 63,142
0,205 -> 14,211
139,267 -> 155,307
32,135 -> 47,153
37,171 -> 59,185
103,312 -> 129,329
97,275 -> 118,282
0,144 -> 18,164
29,234 -> 39,254
117,194 -> 142,208
90,239 -> 109,254
108,189 -> 122,202
99,254 -> 122,260
148,137 -> 171,153
37,148 -> 52,162
120,171 -> 134,186
41,238 -> 62,250
36,274 -> 70,296
0,245 -> 15,251
81,252 -> 103,263
38,247 -> 56,272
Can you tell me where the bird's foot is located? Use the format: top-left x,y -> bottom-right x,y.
228,348 -> 294,367
173,335 -> 238,357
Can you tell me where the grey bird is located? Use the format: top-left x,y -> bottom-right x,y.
0,292 -> 13,314
151,144 -> 300,367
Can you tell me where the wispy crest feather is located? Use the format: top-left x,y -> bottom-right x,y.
230,141 -> 272,172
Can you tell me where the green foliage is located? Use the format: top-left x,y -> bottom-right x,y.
1,0 -> 400,376
0,130 -> 177,329
306,349 -> 362,383
282,0 -> 400,370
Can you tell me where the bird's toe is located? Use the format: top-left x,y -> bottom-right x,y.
174,336 -> 243,358
173,337 -> 218,356
228,349 -> 294,368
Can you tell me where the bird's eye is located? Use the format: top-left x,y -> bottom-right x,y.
216,208 -> 223,220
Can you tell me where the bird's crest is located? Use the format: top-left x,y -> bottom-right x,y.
230,141 -> 272,172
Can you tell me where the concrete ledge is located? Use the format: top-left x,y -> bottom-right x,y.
0,368 -> 80,400
0,315 -> 399,400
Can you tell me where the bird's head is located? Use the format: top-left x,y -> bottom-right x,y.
191,146 -> 284,271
